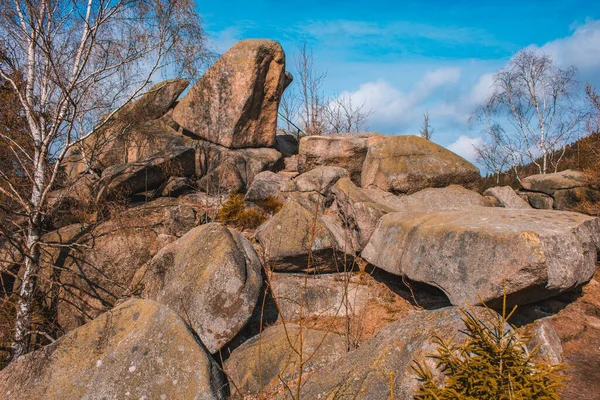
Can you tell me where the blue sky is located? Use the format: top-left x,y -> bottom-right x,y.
198,1 -> 600,164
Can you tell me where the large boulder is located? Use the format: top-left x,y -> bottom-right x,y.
224,324 -> 347,396
553,187 -> 600,211
522,191 -> 554,209
0,299 -> 226,400
484,186 -> 532,209
172,39 -> 287,149
275,131 -> 299,157
245,171 -> 290,202
63,79 -> 189,179
136,223 -> 263,353
255,200 -> 352,272
362,208 -> 600,307
521,169 -> 586,195
297,133 -> 379,184
282,307 -> 501,400
361,135 -> 480,194
98,146 -> 195,200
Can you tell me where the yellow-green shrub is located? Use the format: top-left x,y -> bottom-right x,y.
412,303 -> 564,400
218,193 -> 267,230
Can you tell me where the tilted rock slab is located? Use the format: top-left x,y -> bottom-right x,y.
483,186 -> 532,209
361,135 -> 480,194
362,208 -> 600,306
0,299 -> 226,400
137,223 -> 263,353
173,39 -> 287,148
281,307 -> 503,400
245,170 -> 290,202
98,146 -> 195,200
63,79 -> 189,179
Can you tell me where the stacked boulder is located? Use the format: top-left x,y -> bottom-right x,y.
520,169 -> 600,211
61,39 -> 289,204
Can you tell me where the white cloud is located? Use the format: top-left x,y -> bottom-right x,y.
339,67 -> 463,132
447,135 -> 483,164
538,20 -> 600,71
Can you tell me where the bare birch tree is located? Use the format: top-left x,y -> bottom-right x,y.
471,49 -> 586,180
419,112 -> 434,141
0,0 -> 208,359
280,40 -> 371,136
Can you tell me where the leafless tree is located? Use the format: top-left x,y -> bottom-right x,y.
280,40 -> 371,136
470,49 -> 586,180
419,112 -> 434,141
0,0 -> 209,359
324,93 -> 372,134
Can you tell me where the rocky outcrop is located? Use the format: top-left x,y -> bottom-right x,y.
255,200 -> 352,272
98,146 -> 195,200
0,299 -> 226,400
484,186 -> 532,209
285,307 -> 501,400
160,176 -> 194,197
225,324 -> 346,396
297,133 -> 379,184
288,166 -> 350,194
361,135 -> 480,194
173,39 -> 287,149
521,169 -> 586,195
63,79 -> 189,179
363,208 -> 600,306
136,223 -> 263,353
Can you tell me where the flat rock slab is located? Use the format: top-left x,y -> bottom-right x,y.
521,169 -> 586,195
362,208 -> 600,306
484,186 -> 531,209
0,299 -> 226,400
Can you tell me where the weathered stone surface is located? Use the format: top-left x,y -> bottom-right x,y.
98,146 -> 195,200
255,200 -> 349,272
195,140 -> 281,193
553,187 -> 600,211
389,184 -> 487,215
225,324 -> 346,396
55,197 -> 207,331
483,186 -> 532,209
522,191 -> 554,209
288,166 -> 350,194
330,178 -> 394,249
521,169 -> 586,195
0,299 -> 226,400
297,133 -> 379,184
245,171 -> 290,202
137,223 -> 262,353
173,39 -> 287,148
160,176 -> 194,197
362,208 -> 600,306
527,318 -> 563,365
285,307 -> 501,400
63,79 -> 189,178
269,272 -> 370,321
361,135 -> 480,194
